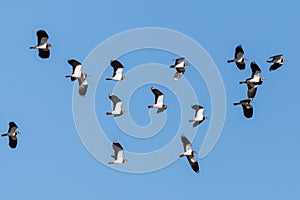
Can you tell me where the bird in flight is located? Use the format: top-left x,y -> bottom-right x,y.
233,99 -> 253,118
227,45 -> 247,70
179,134 -> 199,173
169,57 -> 189,80
148,87 -> 168,113
108,140 -> 128,164
1,122 -> 20,149
239,61 -> 264,85
188,105 -> 208,127
65,59 -> 90,96
106,94 -> 125,117
106,59 -> 126,81
30,30 -> 52,59
267,54 -> 286,72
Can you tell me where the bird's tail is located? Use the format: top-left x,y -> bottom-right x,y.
1,133 -> 8,137
188,119 -> 194,122
233,102 -> 240,106
106,112 -> 113,115
148,105 -> 154,108
179,153 -> 185,157
108,162 -> 114,165
227,60 -> 234,63
29,46 -> 37,49
239,81 -> 246,84
169,65 -> 175,68
106,78 -> 113,80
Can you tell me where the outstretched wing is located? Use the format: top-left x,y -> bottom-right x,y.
175,57 -> 185,65
8,136 -> 18,149
36,30 -> 49,45
8,122 -> 18,133
191,105 -> 204,118
250,62 -> 261,78
78,75 -> 88,96
151,87 -> 164,104
181,134 -> 192,152
269,63 -> 282,71
247,84 -> 257,99
38,49 -> 50,59
112,141 -> 124,160
110,60 -> 124,77
109,94 -> 122,111
186,155 -> 199,173
268,54 -> 282,60
242,104 -> 253,118
234,45 -> 244,59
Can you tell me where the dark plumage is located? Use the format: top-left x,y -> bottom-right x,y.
233,99 -> 253,118
227,45 -> 247,70
30,30 -> 52,59
106,59 -> 125,81
1,122 -> 20,149
267,54 -> 286,71
240,62 -> 264,85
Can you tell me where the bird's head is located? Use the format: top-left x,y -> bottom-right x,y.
192,150 -> 197,155
123,159 -> 128,163
163,104 -> 168,109
184,62 -> 189,67
122,75 -> 126,80
204,116 -> 209,120
47,44 -> 53,48
15,131 -> 21,135
243,58 -> 248,62
121,110 -> 126,114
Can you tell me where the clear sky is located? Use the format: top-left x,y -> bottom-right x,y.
0,0 -> 299,199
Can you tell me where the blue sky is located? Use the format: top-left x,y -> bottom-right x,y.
0,0 -> 299,199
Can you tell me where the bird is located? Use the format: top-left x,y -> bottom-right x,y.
77,72 -> 90,96
1,122 -> 20,149
188,105 -> 208,127
267,54 -> 286,71
30,30 -> 52,59
233,99 -> 253,118
108,140 -> 128,164
106,94 -> 125,117
148,87 -> 168,113
240,61 -> 264,85
65,59 -> 83,81
179,134 -> 199,173
106,59 -> 126,81
169,57 -> 188,80
227,45 -> 247,70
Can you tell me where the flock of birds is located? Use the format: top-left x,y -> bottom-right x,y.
228,45 -> 286,118
0,30 -> 286,174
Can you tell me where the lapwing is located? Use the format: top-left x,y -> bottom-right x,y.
179,134 -> 199,173
106,59 -> 126,81
267,54 -> 286,71
227,45 -> 247,70
1,122 -> 20,149
65,59 -> 83,81
106,94 -> 125,117
169,57 -> 188,80
30,30 -> 52,59
240,62 -> 264,85
233,99 -> 253,118
108,140 -> 128,164
148,87 -> 168,113
188,105 -> 208,127
247,83 -> 258,100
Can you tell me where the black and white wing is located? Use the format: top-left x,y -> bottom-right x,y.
250,62 -> 262,78
247,84 -> 258,99
67,59 -> 82,81
112,140 -> 124,161
36,30 -> 49,45
186,155 -> 199,173
181,134 -> 192,152
173,67 -> 186,80
110,59 -> 124,77
109,94 -> 122,113
267,54 -> 282,62
8,122 -> 18,133
234,45 -> 244,60
242,103 -> 253,118
151,87 -> 164,105
175,57 -> 185,65
38,49 -> 50,59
